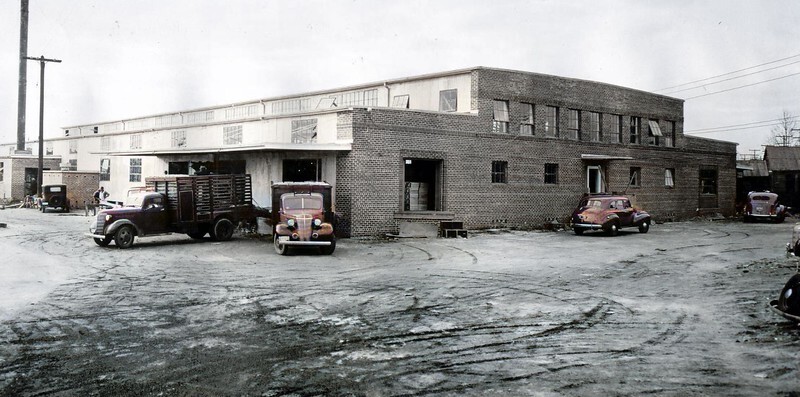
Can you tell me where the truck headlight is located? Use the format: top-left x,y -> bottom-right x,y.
313,218 -> 322,227
287,219 -> 295,228
105,214 -> 112,222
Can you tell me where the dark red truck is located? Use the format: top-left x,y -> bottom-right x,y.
87,174 -> 253,248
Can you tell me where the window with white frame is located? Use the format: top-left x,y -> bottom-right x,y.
100,158 -> 111,181
0,161 -> 4,181
68,159 -> 77,171
492,100 -> 509,133
339,89 -> 379,107
223,125 -> 243,145
129,158 -> 142,182
520,103 -> 534,135
130,134 -> 142,150
273,98 -> 310,114
185,110 -> 215,124
291,119 -> 318,143
171,130 -> 187,148
155,114 -> 181,128
225,104 -> 259,120
648,119 -> 662,146
665,168 -> 675,188
545,106 -> 558,137
46,142 -> 53,155
439,89 -> 457,112
588,112 -> 601,142
391,95 -> 409,108
69,140 -> 78,154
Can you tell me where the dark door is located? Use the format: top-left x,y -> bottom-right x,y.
24,168 -> 38,196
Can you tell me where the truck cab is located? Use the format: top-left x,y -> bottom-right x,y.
87,191 -> 171,248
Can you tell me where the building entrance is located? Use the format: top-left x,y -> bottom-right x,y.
283,159 -> 321,182
587,165 -> 604,193
403,159 -> 441,211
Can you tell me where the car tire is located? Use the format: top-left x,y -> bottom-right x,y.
573,227 -> 585,235
210,218 -> 234,241
638,221 -> 650,233
114,225 -> 135,249
319,238 -> 336,255
94,236 -> 112,247
274,235 -> 288,255
606,223 -> 619,236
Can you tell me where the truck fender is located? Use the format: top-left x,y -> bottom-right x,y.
106,219 -> 141,236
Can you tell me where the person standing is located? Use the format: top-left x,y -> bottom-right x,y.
93,186 -> 109,203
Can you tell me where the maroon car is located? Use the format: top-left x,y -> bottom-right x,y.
570,194 -> 651,236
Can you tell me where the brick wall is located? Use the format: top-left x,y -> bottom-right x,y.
335,69 -> 736,237
8,157 -> 62,201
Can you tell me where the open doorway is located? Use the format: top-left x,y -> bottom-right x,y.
283,159 -> 321,182
586,165 -> 603,193
403,158 -> 441,211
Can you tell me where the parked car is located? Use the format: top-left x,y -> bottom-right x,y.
40,184 -> 69,213
744,191 -> 786,223
570,194 -> 651,236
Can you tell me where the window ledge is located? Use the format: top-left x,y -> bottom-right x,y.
394,211 -> 455,221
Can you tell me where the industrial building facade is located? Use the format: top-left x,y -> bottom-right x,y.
1,67 -> 736,236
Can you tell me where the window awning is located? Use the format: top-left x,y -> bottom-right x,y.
648,120 -> 663,136
581,154 -> 634,161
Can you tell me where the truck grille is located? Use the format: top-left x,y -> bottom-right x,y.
91,213 -> 106,234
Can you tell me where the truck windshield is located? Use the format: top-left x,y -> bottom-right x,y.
281,193 -> 323,211
126,193 -> 147,207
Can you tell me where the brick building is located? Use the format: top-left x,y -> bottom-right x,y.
1,67 -> 736,236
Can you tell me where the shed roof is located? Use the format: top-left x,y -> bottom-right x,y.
737,159 -> 769,177
765,146 -> 800,171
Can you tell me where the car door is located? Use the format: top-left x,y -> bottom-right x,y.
142,195 -> 169,234
616,199 -> 635,227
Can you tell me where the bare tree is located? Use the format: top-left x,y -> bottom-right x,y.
766,110 -> 799,146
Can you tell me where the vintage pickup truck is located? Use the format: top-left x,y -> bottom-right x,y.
87,174 -> 253,248
272,182 -> 336,255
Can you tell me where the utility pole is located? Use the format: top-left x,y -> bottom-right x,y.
16,0 -> 29,153
25,55 -> 62,197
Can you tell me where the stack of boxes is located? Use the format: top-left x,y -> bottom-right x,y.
405,182 -> 429,211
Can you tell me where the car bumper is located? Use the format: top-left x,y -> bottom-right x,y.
85,232 -> 107,239
572,223 -> 604,230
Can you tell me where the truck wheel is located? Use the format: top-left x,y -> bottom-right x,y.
94,236 -> 112,247
319,238 -> 336,255
274,235 -> 288,255
211,218 -> 234,241
638,221 -> 650,233
114,225 -> 135,249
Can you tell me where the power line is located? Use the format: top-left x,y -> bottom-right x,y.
661,59 -> 800,95
685,115 -> 800,134
654,53 -> 800,92
684,71 -> 800,100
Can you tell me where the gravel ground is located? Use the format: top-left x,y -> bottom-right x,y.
1,207 -> 799,396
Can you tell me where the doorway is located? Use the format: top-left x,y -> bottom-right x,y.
283,159 -> 321,182
587,165 -> 603,193
403,159 -> 441,211
24,168 -> 38,196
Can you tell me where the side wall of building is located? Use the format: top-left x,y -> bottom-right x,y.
336,69 -> 736,237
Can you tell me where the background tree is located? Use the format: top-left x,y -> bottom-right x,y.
766,110 -> 799,146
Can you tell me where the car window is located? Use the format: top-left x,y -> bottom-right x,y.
49,186 -> 62,193
750,195 -> 772,201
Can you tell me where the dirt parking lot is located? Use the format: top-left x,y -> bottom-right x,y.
1,208 -> 800,396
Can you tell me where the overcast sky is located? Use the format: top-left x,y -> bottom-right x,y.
1,0 -> 800,157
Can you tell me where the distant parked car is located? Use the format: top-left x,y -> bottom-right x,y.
570,194 -> 651,236
744,191 -> 786,223
40,184 -> 69,213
